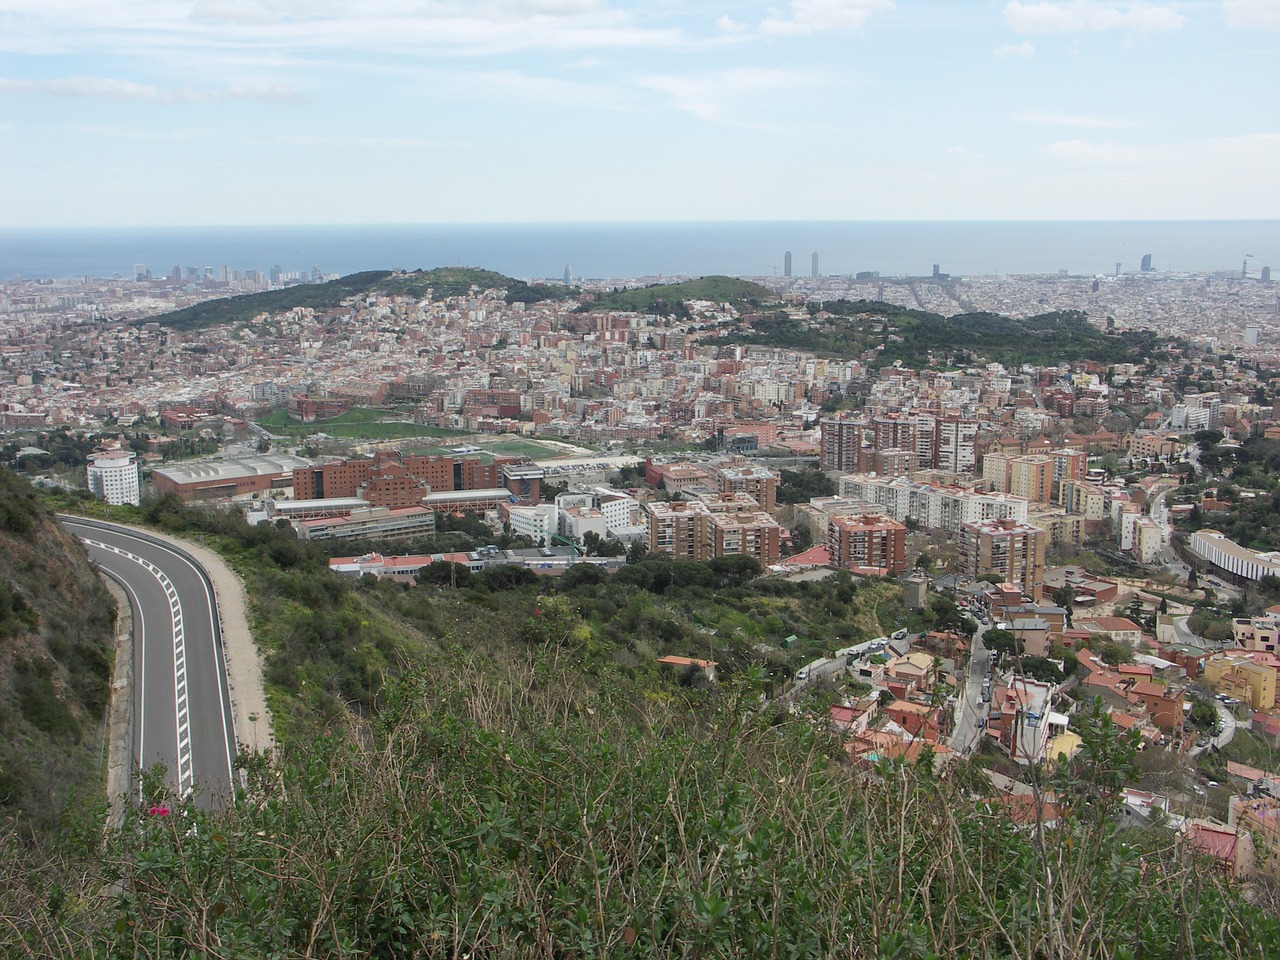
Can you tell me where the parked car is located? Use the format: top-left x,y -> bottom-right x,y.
977,717 -> 986,729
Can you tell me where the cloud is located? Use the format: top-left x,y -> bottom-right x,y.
1017,111 -> 1142,129
78,124 -> 216,141
0,76 -> 167,101
0,1 -> 688,60
269,133 -> 435,148
0,75 -> 303,102
1044,132 -> 1280,167
760,0 -> 894,37
1004,2 -> 1185,34
994,41 -> 1036,57
1223,0 -> 1280,31
638,68 -> 820,126
1045,138 -> 1163,163
717,14 -> 749,33
448,69 -> 626,108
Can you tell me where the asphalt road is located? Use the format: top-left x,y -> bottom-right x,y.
61,516 -> 237,807
950,623 -> 991,754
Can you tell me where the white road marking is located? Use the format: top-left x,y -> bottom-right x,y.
81,537 -> 194,798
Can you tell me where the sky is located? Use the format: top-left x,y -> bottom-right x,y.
0,1 -> 1277,226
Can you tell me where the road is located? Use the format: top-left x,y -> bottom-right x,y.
950,623 -> 991,754
1213,701 -> 1238,749
61,517 -> 237,807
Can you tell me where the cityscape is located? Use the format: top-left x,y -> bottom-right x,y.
3,0 -> 1280,954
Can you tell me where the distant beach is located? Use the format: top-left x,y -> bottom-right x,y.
2,220 -> 1276,283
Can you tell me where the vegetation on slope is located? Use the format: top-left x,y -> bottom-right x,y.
15,493 -> 1276,956
380,266 -> 576,304
721,301 -> 1167,368
7,654 -> 1278,958
586,276 -> 776,314
0,468 -> 116,842
146,267 -> 573,332
147,271 -> 393,331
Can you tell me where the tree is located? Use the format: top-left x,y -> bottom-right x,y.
707,554 -> 761,588
1094,638 -> 1132,666
477,565 -> 538,591
984,628 -> 1022,660
416,561 -> 472,589
1189,699 -> 1218,731
1020,656 -> 1064,684
558,563 -> 608,591
1054,696 -> 1141,820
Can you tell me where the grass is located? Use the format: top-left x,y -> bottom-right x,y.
1221,728 -> 1280,773
255,408 -> 468,441
483,439 -> 567,459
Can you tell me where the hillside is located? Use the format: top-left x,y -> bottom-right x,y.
379,266 -> 576,304
148,267 -> 573,332
721,300 -> 1167,368
0,469 -> 116,842
6,494 -> 1276,956
586,275 -> 776,314
148,270 -> 393,331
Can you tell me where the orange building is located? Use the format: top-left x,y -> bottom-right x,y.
828,513 -> 907,575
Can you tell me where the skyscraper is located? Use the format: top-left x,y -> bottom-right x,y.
564,264 -> 573,284
1141,253 -> 1153,272
784,251 -> 792,277
811,252 -> 819,278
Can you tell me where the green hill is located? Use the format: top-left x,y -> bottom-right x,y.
148,267 -> 573,332
720,300 -> 1166,368
586,275 -> 776,314
380,266 -> 575,304
149,271 -> 392,331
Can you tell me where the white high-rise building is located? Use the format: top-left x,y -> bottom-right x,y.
507,503 -> 558,546
87,449 -> 141,506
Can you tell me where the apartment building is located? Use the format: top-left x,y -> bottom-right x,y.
821,412 -> 866,472
695,510 -> 783,566
644,499 -> 782,565
86,447 -> 141,506
714,460 -> 779,513
828,513 -> 907,575
838,474 -> 1029,533
1007,455 -> 1055,504
645,499 -> 705,558
959,518 -> 1047,600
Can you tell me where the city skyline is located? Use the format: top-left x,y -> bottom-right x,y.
0,1 -> 1277,227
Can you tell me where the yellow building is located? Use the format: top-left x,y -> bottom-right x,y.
1204,655 -> 1277,710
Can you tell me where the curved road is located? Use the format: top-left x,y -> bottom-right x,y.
60,516 -> 237,807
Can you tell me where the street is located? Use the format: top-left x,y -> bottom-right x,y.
950,622 -> 991,754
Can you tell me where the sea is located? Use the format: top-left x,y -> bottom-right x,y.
1,221 -> 1276,283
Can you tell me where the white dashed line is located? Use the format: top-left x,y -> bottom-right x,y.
82,537 -> 194,798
